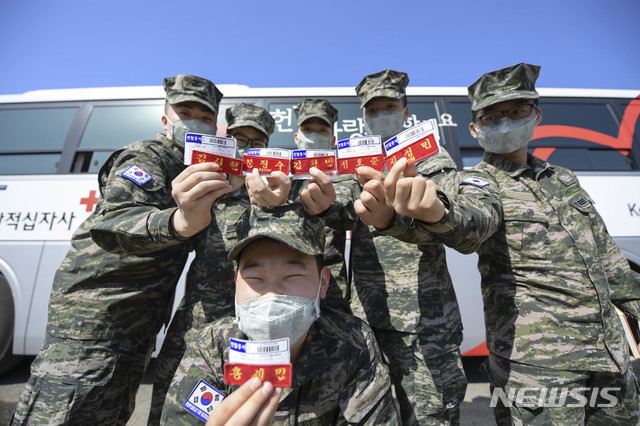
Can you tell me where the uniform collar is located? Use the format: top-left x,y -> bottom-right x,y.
290,319 -> 331,388
157,132 -> 184,162
483,151 -> 551,178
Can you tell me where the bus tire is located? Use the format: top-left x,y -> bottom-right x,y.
0,274 -> 22,375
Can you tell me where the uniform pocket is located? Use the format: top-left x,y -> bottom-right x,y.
31,339 -> 119,386
503,212 -> 550,262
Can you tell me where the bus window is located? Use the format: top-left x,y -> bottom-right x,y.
79,104 -> 164,149
0,107 -> 78,175
0,153 -> 61,174
76,104 -> 164,173
529,101 -> 636,170
448,100 -> 638,171
448,101 -> 479,169
267,101 -> 440,149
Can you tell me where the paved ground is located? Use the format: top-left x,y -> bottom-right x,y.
0,356 -> 496,425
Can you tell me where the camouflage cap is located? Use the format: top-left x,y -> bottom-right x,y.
294,99 -> 338,128
163,73 -> 223,114
226,103 -> 276,137
228,203 -> 325,261
467,63 -> 540,112
355,69 -> 409,108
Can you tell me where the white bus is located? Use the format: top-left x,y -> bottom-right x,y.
1,84 -> 639,372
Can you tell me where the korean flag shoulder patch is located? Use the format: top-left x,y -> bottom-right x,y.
461,177 -> 490,187
120,165 -> 152,186
183,379 -> 226,422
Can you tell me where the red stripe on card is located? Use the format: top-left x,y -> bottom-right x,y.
291,156 -> 337,174
243,156 -> 290,174
384,133 -> 439,169
191,151 -> 243,176
337,154 -> 385,174
224,363 -> 292,388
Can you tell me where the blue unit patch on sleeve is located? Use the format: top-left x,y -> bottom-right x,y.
461,177 -> 490,187
183,379 -> 226,422
120,165 -> 152,186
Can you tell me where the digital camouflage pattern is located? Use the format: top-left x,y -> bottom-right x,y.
289,179 -> 352,313
467,63 -> 540,112
374,329 -> 467,425
450,153 -> 640,372
486,353 -> 640,425
45,133 -> 190,340
148,185 -> 250,425
323,142 -> 468,423
164,73 -> 223,114
149,105 -> 279,424
225,103 -> 275,137
150,193 -> 349,422
12,133 -> 191,425
344,68 -> 467,423
355,69 -> 409,108
294,98 -> 339,127
387,152 -> 640,372
229,203 -> 326,261
161,311 -> 401,425
12,335 -> 155,425
349,151 -> 463,340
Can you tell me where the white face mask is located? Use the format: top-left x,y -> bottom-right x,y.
296,132 -> 332,149
166,116 -> 217,147
475,116 -> 536,154
235,277 -> 322,344
364,110 -> 405,141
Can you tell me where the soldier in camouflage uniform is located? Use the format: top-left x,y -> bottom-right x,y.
381,63 -> 640,425
148,104 -> 276,424
161,203 -> 400,425
12,74 -> 230,425
348,70 -> 467,425
290,99 -> 351,310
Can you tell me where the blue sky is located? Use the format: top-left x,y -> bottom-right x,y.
1,0 -> 638,95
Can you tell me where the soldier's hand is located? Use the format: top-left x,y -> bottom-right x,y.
385,157 -> 447,224
245,168 -> 291,207
354,166 -> 394,229
171,162 -> 232,238
295,167 -> 336,216
206,377 -> 281,426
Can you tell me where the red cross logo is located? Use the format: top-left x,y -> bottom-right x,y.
80,190 -> 99,212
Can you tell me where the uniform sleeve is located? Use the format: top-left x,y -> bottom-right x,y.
89,145 -> 189,255
161,327 -> 228,425
377,153 -> 459,243
337,324 -> 401,425
604,239 -> 640,319
588,197 -> 640,318
380,168 -> 503,254
322,175 -> 362,231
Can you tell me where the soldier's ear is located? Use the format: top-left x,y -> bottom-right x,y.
469,122 -> 479,139
402,106 -> 410,122
319,267 -> 330,299
535,107 -> 542,125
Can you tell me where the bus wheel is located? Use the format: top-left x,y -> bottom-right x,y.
0,274 -> 22,375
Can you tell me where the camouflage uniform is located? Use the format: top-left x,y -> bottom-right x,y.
148,104 -> 275,425
11,74 -> 222,426
459,153 -> 640,425
346,70 -> 467,425
161,203 -> 401,425
290,99 -> 351,311
387,64 -> 640,425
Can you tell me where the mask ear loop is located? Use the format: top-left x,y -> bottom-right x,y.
313,271 -> 323,317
